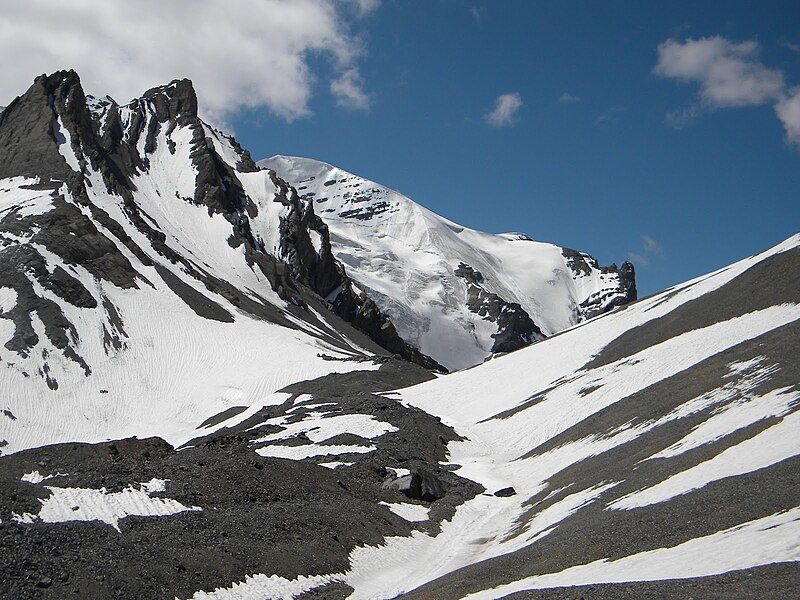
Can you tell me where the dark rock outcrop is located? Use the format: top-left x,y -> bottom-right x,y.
455,262 -> 544,354
562,248 -> 637,318
382,469 -> 447,502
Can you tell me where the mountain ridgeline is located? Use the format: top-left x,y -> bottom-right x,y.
0,69 -> 636,386
0,70 -> 442,378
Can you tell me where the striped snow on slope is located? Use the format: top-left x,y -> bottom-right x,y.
336,233 -> 800,598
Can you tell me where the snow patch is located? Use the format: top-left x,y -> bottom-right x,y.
256,444 -> 375,460
380,502 -> 430,522
609,408 -> 800,510
14,478 -> 200,532
182,572 -> 341,600
21,470 -> 68,484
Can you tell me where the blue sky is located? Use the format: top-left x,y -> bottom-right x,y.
3,0 -> 799,296
231,0 -> 800,296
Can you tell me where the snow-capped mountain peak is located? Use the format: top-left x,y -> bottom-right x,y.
1,70 -> 798,600
260,155 -> 636,370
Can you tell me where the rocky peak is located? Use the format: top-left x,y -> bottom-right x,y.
0,71 -> 445,373
455,262 -> 545,355
619,260 -> 637,300
0,70 -> 83,182
140,78 -> 199,123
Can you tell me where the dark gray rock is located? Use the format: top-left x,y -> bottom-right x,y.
455,262 -> 544,354
562,248 -> 637,318
0,360 -> 479,600
383,469 -> 447,502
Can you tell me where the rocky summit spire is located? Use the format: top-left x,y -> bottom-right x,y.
0,70 -> 85,182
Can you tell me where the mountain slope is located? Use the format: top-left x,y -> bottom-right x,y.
260,155 -> 636,370
0,71 -> 440,455
2,231 -> 794,599
339,233 -> 800,599
183,233 -> 799,600
1,69 -> 797,600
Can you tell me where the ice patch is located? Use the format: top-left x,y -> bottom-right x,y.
53,115 -> 82,172
256,444 -> 374,460
319,461 -> 352,469
11,512 -> 36,524
21,470 -> 68,484
386,467 -> 411,478
0,287 -> 17,314
251,412 -> 398,445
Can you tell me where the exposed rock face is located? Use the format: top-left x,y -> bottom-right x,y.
266,168 -> 441,370
382,468 -> 447,501
454,262 -> 544,354
562,248 -> 637,318
0,70 -> 441,376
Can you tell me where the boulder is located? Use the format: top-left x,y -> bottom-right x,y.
382,469 -> 446,502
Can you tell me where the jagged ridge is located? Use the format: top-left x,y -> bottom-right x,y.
0,71 -> 442,376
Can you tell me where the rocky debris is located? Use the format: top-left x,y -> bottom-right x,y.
494,486 -> 516,497
0,360 -> 478,599
455,262 -> 545,354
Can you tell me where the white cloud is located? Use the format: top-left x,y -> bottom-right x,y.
627,233 -> 664,268
775,87 -> 800,146
330,68 -> 370,110
596,106 -> 625,125
470,6 -> 482,23
0,0 -> 369,124
654,37 -> 784,108
641,234 -> 664,258
559,92 -> 581,104
348,0 -> 380,18
655,36 -> 800,148
626,252 -> 649,268
781,41 -> 800,54
664,103 -> 702,129
484,93 -> 523,127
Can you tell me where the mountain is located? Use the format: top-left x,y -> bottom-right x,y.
0,70 -> 797,600
0,70 -> 441,455
260,156 -> 636,370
